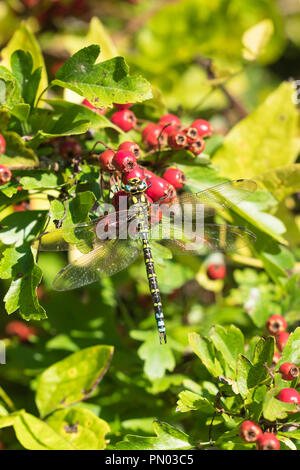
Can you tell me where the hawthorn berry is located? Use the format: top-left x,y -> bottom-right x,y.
111,109 -> 136,132
5,321 -> 37,342
184,127 -> 199,143
0,134 -> 6,154
266,314 -> 287,335
0,165 -> 12,185
143,124 -> 167,149
239,421 -> 262,443
256,433 -> 280,450
276,331 -> 290,352
191,119 -> 213,138
279,362 -> 299,381
168,130 -> 187,150
118,141 -> 141,159
163,168 -> 186,190
98,150 -> 116,172
112,190 -> 128,210
159,114 -> 181,134
113,103 -> 133,110
112,150 -> 137,173
122,166 -> 146,184
188,138 -> 206,155
59,138 -> 82,160
277,388 -> 300,404
207,263 -> 226,280
145,175 -> 176,203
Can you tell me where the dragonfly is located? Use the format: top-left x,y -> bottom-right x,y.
35,177 -> 257,344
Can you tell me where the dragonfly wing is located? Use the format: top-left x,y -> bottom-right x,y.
160,224 -> 256,255
35,209 -> 135,252
53,238 -> 141,291
178,179 -> 257,219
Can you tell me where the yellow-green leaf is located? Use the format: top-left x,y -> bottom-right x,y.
242,19 -> 274,61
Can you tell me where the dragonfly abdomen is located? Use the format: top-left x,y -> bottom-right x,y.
142,236 -> 167,344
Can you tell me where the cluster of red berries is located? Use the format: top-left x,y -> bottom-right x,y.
238,314 -> 299,450
239,421 -> 280,450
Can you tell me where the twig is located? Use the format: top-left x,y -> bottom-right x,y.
194,56 -> 248,119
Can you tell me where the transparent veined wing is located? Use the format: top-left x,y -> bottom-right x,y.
53,238 -> 141,291
158,224 -> 256,256
178,179 -> 257,218
34,209 -> 137,252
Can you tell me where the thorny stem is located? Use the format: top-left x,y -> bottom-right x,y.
90,140 -> 114,154
264,362 -> 275,381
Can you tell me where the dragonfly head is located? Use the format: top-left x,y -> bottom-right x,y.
122,178 -> 148,194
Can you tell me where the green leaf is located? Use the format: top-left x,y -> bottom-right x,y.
213,82 -> 299,178
0,246 -> 33,279
35,345 -> 114,418
46,408 -> 110,450
45,99 -> 120,131
256,164 -> 300,202
0,210 -> 47,246
242,19 -> 274,61
18,171 -> 64,190
263,389 -> 298,421
0,131 -> 38,168
277,327 -> 300,367
209,325 -> 244,372
1,22 -> 48,102
13,411 -> 74,450
52,45 -> 152,108
176,390 -> 215,413
188,332 -> 223,377
4,264 -> 46,320
253,336 -> 275,367
10,50 -> 42,108
0,66 -> 30,121
115,420 -> 195,450
134,331 -> 175,380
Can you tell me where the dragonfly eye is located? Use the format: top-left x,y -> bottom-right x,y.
124,185 -> 131,192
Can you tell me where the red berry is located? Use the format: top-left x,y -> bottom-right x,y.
191,119 -> 213,138
118,141 -> 141,159
112,150 -> 137,173
113,103 -> 133,110
112,190 -> 128,210
143,124 -> 167,149
168,131 -> 187,150
256,433 -> 280,450
184,127 -> 199,143
143,168 -> 156,179
276,331 -> 290,352
82,99 -> 106,115
0,165 -> 12,185
272,351 -> 281,366
239,421 -> 263,443
145,175 -> 175,203
279,363 -> 299,381
277,388 -> 300,404
207,263 -> 226,280
59,138 -> 82,160
98,150 -> 116,172
159,114 -> 181,130
149,203 -> 163,225
5,321 -> 37,342
111,109 -> 136,132
13,201 -> 30,212
163,168 -> 186,190
188,138 -> 206,155
122,166 -> 146,184
266,315 -> 287,335
0,134 -> 6,154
